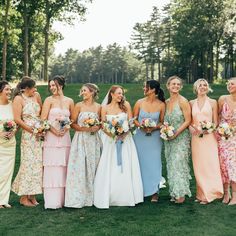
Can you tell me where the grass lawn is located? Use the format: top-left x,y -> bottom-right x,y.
1,83 -> 236,236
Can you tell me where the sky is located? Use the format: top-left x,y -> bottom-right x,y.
53,0 -> 170,55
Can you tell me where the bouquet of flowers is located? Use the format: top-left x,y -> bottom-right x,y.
0,120 -> 17,140
56,115 -> 72,130
83,116 -> 100,135
33,120 -> 50,141
160,121 -> 175,140
103,116 -> 130,140
3,120 -> 17,132
217,122 -> 235,140
140,118 -> 156,136
128,117 -> 137,135
198,120 -> 216,138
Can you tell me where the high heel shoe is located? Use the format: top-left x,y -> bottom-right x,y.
228,192 -> 236,206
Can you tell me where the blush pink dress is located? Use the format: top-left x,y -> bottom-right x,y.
191,98 -> 223,202
218,100 -> 236,184
43,108 -> 71,209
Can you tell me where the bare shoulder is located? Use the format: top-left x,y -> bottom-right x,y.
44,96 -> 53,103
13,95 -> 23,103
208,98 -> 217,106
218,95 -> 228,102
75,102 -> 82,108
64,96 -> 74,104
189,99 -> 195,106
95,102 -> 101,109
179,95 -> 189,105
124,100 -> 131,109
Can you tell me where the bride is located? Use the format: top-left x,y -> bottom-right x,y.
94,85 -> 143,208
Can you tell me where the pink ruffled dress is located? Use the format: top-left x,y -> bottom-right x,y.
43,108 -> 71,209
218,101 -> 236,184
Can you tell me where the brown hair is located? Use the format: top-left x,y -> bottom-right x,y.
13,76 -> 36,99
48,75 -> 66,92
107,85 -> 127,112
0,80 -> 9,93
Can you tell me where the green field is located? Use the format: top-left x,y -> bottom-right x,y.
1,83 -> 235,236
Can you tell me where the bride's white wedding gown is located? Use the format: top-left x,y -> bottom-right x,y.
94,112 -> 143,208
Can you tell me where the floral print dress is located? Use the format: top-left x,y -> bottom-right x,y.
164,103 -> 191,199
218,101 -> 236,184
65,112 -> 101,208
12,95 -> 43,195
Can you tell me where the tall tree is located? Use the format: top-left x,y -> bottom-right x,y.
1,0 -> 10,80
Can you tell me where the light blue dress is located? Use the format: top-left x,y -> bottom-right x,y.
133,109 -> 162,197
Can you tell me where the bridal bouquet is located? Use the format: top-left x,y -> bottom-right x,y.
198,120 -> 216,138
83,116 -> 100,135
217,122 -> 235,140
33,120 -> 50,141
140,118 -> 156,136
103,117 -> 130,140
0,120 -> 17,140
56,115 -> 72,130
160,121 -> 175,140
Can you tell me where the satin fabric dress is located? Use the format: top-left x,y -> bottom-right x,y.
191,99 -> 223,202
0,103 -> 16,205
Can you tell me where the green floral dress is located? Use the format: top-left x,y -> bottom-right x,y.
164,103 -> 191,199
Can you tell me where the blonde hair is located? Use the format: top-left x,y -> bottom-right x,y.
193,79 -> 213,94
80,83 -> 99,100
166,75 -> 183,89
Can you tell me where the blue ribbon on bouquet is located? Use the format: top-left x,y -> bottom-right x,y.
116,139 -> 123,172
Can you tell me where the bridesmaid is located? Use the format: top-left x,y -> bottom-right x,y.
218,77 -> 236,205
41,75 -> 74,209
133,80 -> 165,202
65,83 -> 101,208
190,79 -> 223,204
12,76 -> 43,207
164,75 -> 191,203
0,81 -> 16,208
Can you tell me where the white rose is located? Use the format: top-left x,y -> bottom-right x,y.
122,121 -> 129,132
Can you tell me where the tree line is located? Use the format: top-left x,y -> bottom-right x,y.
1,0 -> 236,83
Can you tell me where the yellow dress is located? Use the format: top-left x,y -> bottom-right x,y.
0,102 -> 16,205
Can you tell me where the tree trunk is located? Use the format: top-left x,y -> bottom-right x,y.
23,1 -> 29,76
44,0 -> 50,81
151,63 -> 154,80
209,46 -> 214,83
145,63 -> 149,80
1,0 -> 10,80
215,40 -> 220,80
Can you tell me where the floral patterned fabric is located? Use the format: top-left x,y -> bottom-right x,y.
164,103 -> 191,198
218,101 -> 236,184
12,96 -> 43,195
65,112 -> 101,208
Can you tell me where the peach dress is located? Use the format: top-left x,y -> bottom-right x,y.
191,98 -> 223,202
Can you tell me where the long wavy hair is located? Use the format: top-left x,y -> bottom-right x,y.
107,85 -> 127,112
